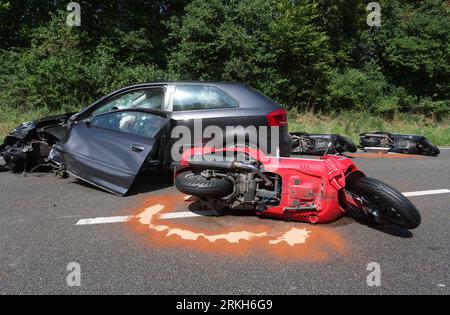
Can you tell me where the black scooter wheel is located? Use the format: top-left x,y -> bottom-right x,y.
352,177 -> 421,229
360,138 -> 381,147
339,136 -> 358,153
175,171 -> 234,198
421,139 -> 440,156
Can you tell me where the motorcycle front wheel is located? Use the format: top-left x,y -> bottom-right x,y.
420,139 -> 440,156
338,136 -> 358,153
352,177 -> 421,229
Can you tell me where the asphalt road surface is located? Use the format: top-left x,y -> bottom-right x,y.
0,150 -> 449,295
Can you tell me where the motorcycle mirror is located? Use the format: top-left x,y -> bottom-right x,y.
323,142 -> 333,157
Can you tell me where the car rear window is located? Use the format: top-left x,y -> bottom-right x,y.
173,85 -> 238,111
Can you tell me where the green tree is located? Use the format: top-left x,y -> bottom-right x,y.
270,0 -> 333,107
0,0 -> 449,117
360,0 -> 450,116
168,0 -> 333,108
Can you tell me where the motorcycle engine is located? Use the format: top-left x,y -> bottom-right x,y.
227,171 -> 281,212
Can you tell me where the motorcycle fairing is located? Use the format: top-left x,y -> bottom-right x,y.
177,146 -> 365,224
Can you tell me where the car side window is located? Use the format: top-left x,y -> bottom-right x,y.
91,88 -> 165,117
90,111 -> 167,139
172,85 -> 238,111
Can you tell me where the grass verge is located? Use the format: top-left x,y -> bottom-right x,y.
0,106 -> 65,142
289,111 -> 450,146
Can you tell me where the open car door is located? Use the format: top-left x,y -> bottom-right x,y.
49,110 -> 170,196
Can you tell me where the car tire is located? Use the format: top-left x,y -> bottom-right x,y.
352,177 -> 421,229
175,171 -> 234,198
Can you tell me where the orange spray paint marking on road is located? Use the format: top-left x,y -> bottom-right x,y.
269,228 -> 311,246
349,153 -> 423,159
128,192 -> 347,261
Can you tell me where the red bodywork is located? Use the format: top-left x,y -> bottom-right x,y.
177,147 -> 365,224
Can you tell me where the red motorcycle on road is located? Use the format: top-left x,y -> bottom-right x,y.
175,147 -> 421,230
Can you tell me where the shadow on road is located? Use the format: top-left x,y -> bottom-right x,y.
69,170 -> 174,197
127,171 -> 174,196
187,200 -> 257,218
187,199 -> 413,238
346,207 -> 413,238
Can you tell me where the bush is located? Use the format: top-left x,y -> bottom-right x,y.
0,12 -> 165,113
0,0 -> 448,121
327,63 -> 388,112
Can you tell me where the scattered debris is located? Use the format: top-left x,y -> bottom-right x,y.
291,132 -> 357,155
359,132 -> 440,156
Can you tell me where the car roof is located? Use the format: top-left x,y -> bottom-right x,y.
123,81 -> 246,89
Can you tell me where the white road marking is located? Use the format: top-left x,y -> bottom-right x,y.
402,189 -> 450,197
76,216 -> 132,226
75,189 -> 450,226
75,211 -> 217,226
160,210 -> 217,220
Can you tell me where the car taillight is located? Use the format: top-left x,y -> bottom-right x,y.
267,109 -> 288,127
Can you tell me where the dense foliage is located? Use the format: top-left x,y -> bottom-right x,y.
0,0 -> 449,117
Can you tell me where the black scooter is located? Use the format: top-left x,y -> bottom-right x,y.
359,132 -> 440,156
291,133 -> 358,156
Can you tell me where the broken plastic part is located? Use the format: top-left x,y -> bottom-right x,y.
0,156 -> 5,171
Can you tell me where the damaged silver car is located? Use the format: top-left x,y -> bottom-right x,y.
0,109 -> 170,196
0,82 -> 293,195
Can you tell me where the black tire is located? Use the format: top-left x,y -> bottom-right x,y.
360,137 -> 381,147
175,171 -> 234,198
421,139 -> 440,156
352,177 -> 421,229
339,136 -> 358,153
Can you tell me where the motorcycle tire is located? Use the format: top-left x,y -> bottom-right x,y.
360,137 -> 381,147
175,171 -> 234,198
339,136 -> 358,153
352,177 -> 421,229
420,139 -> 440,156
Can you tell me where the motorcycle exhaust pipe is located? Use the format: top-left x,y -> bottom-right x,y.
188,160 -> 234,170
188,159 -> 273,187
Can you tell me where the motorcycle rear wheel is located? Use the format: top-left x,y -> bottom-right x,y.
175,171 -> 234,198
360,137 -> 381,147
352,177 -> 421,229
